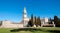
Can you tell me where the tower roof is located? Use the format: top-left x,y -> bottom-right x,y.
24,7 -> 26,13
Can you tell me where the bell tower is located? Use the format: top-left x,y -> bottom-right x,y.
23,7 -> 29,27
23,7 -> 27,19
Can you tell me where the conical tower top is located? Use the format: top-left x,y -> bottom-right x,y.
24,7 -> 26,13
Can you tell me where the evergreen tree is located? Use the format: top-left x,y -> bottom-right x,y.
37,16 -> 41,26
54,15 -> 58,24
34,16 -> 37,26
54,15 -> 60,27
28,19 -> 32,27
31,14 -> 34,26
49,18 -> 52,24
28,14 -> 34,27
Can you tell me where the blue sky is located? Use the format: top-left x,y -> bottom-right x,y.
0,0 -> 60,22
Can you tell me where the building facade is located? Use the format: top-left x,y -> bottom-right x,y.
0,7 -> 29,28
0,7 -> 55,28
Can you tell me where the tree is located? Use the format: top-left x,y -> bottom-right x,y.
0,21 -> 2,26
28,14 -> 34,27
49,18 -> 52,24
56,19 -> 60,27
31,14 -> 34,26
34,16 -> 37,26
36,16 -> 41,26
54,15 -> 60,27
28,19 -> 32,27
54,15 -> 58,24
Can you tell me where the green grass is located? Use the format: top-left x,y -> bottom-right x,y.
0,27 -> 60,33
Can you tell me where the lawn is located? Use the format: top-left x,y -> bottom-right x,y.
0,27 -> 60,33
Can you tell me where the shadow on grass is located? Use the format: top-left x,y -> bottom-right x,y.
41,29 -> 60,33
10,28 -> 60,33
47,30 -> 60,33
10,28 -> 42,32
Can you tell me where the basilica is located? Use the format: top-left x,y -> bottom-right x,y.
0,7 -> 55,28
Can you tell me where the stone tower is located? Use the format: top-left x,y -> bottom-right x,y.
23,7 -> 27,19
23,7 -> 29,27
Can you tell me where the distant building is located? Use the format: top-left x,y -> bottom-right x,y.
41,17 -> 55,27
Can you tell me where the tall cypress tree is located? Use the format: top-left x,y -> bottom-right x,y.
49,18 -> 52,24
34,16 -> 37,26
37,16 -> 41,26
31,14 -> 34,26
54,15 -> 58,24
28,19 -> 32,27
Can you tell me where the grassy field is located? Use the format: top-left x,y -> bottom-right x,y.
0,27 -> 60,33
